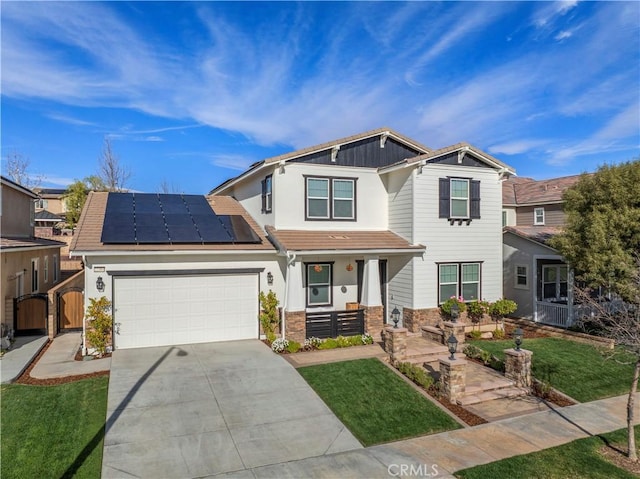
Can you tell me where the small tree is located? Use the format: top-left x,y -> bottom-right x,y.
259,291 -> 280,343
488,298 -> 517,332
64,176 -> 107,228
4,151 -> 44,189
85,297 -> 112,357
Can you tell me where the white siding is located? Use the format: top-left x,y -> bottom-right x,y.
386,168 -> 414,242
388,255 -> 415,313
229,167 -> 277,231
413,165 -> 504,308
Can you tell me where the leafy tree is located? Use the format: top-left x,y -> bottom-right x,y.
551,160 -> 640,461
551,161 -> 640,302
64,176 -> 107,228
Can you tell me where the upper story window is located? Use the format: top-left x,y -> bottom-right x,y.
261,175 -> 272,213
31,258 -> 39,292
502,210 -> 507,227
305,176 -> 356,221
534,207 -> 545,225
439,177 -> 480,220
35,198 -> 48,209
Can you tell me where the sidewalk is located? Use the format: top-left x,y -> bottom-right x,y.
0,335 -> 48,383
1,332 -> 110,384
248,394 -> 639,478
283,343 -> 387,368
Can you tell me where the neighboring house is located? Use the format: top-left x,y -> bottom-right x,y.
502,175 -> 583,327
33,187 -> 68,216
71,127 -> 515,351
1,176 -> 64,335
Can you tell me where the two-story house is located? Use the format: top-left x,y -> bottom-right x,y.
1,176 -> 64,335
71,128 -> 515,351
502,174 -> 583,327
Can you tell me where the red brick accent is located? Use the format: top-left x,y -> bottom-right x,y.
402,307 -> 443,333
363,306 -> 384,339
284,310 -> 306,344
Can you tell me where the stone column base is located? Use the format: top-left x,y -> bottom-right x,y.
384,326 -> 407,364
439,357 -> 467,403
442,321 -> 466,347
363,305 -> 384,339
504,348 -> 533,388
284,310 -> 306,344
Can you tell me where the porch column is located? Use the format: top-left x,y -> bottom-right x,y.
361,256 -> 383,338
284,258 -> 306,343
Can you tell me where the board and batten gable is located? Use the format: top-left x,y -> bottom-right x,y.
412,164 -> 504,308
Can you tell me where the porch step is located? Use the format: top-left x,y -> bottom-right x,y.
404,345 -> 451,366
465,377 -> 515,395
458,386 -> 529,406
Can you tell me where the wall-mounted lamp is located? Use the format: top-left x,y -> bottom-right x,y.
96,276 -> 105,292
267,271 -> 274,285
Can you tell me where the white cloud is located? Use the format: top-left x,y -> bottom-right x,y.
533,1 -> 579,29
554,30 -> 573,41
142,136 -> 164,142
210,154 -> 256,171
46,114 -> 96,127
488,140 -> 548,156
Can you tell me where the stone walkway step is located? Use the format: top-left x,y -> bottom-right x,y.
459,386 -> 529,405
465,377 -> 515,394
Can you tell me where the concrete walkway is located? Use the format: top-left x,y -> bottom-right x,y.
30,332 -> 110,379
247,394 -> 639,478
283,343 -> 387,368
0,335 -> 48,383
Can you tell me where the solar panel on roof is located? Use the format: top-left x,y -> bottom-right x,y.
101,192 -> 261,245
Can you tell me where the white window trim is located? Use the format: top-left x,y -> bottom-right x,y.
450,178 -> 470,219
44,256 -> 49,283
542,264 -> 568,301
16,271 -> 24,297
263,175 -> 273,213
438,263 -> 459,304
307,263 -> 332,306
31,258 -> 39,292
461,263 -> 480,301
515,264 -> 529,290
534,207 -> 545,225
306,178 -> 330,219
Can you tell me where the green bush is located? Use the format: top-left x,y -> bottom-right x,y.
286,340 -> 301,353
318,338 -> 338,350
466,300 -> 489,322
336,336 -> 351,348
492,328 -> 506,340
396,361 -> 434,390
85,296 -> 112,356
488,298 -> 517,321
468,330 -> 482,340
462,344 -> 483,359
440,296 -> 467,317
479,349 -> 492,365
259,290 -> 280,343
361,333 -> 374,345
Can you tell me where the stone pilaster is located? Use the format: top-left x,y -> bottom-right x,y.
284,310 -> 306,344
442,320 -> 466,347
402,307 -> 444,333
364,305 -> 384,339
384,326 -> 407,364
504,348 -> 533,388
439,357 -> 467,403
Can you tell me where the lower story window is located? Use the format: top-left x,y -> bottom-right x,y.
306,263 -> 332,306
542,265 -> 568,301
439,262 -> 481,303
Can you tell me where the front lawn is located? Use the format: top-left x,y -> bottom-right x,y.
456,426 -> 639,479
297,358 -> 461,446
1,376 -> 109,479
468,337 -> 636,402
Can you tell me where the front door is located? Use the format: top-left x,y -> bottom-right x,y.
356,259 -> 388,323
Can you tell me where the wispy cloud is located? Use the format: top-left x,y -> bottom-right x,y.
210,154 -> 256,171
46,113 -> 97,127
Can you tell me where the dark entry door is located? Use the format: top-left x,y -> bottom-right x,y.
356,259 -> 388,323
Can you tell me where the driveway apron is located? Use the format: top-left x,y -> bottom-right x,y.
102,340 -> 362,478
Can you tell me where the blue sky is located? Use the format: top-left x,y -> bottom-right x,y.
2,1 -> 639,194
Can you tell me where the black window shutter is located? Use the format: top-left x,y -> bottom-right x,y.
439,178 -> 450,218
261,179 -> 266,213
470,180 -> 481,219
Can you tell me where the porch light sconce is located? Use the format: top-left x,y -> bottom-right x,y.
450,302 -> 460,323
391,306 -> 401,329
514,327 -> 523,351
447,333 -> 458,360
96,276 -> 105,293
266,271 -> 274,285
346,263 -> 353,272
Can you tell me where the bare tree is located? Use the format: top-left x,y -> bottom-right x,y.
158,179 -> 182,194
574,264 -> 640,461
98,138 -> 131,192
4,151 -> 44,189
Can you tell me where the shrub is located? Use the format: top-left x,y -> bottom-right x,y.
304,337 -> 322,350
488,298 -> 517,321
85,296 -> 112,357
396,362 -> 434,389
466,300 -> 489,323
286,340 -> 301,354
336,336 -> 352,348
468,330 -> 482,340
492,328 -> 506,340
259,290 -> 280,343
346,335 -> 362,346
479,349 -> 492,365
462,344 -> 483,359
361,333 -> 374,345
271,338 -> 289,353
318,338 -> 338,350
440,296 -> 467,317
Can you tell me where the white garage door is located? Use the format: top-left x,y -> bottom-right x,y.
113,273 -> 259,349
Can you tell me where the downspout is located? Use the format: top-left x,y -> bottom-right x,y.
81,255 -> 87,356
282,252 -> 296,340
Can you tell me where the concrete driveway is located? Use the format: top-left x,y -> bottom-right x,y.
102,340 -> 362,478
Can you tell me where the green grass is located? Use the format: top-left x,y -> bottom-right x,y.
1,377 -> 109,479
297,358 -> 461,446
468,337 -> 637,402
456,426 -> 639,479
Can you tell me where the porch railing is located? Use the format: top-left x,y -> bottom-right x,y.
535,301 -> 572,328
306,308 -> 365,339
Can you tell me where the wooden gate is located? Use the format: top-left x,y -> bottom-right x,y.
14,294 -> 48,335
58,287 -> 84,330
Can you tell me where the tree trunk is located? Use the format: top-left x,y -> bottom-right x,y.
628,358 -> 639,461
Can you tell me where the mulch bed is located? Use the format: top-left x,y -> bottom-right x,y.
599,445 -> 640,475
13,340 -> 109,386
425,386 -> 488,426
